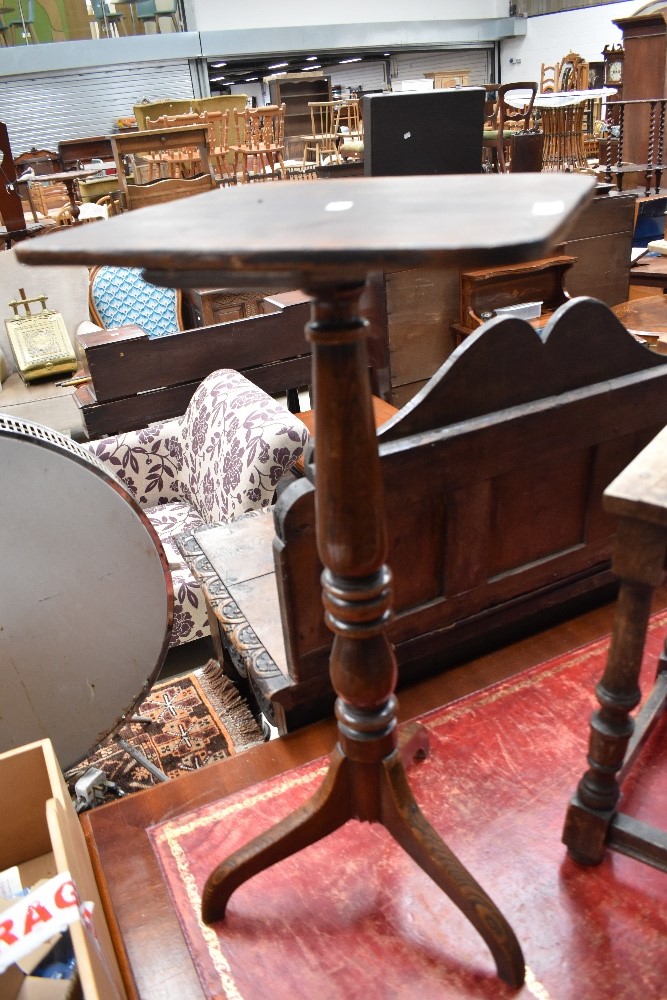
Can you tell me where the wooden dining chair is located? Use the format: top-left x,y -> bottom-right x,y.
337,99 -> 363,140
142,113 -> 207,180
558,52 -> 589,92
539,63 -> 559,94
202,110 -> 232,182
303,101 -> 343,167
231,105 -> 286,183
482,82 -> 538,173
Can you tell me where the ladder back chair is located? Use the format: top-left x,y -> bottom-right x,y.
202,110 -> 232,182
539,62 -> 559,94
303,101 -> 343,167
482,82 -> 538,173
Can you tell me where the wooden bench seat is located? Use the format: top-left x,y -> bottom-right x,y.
179,298 -> 667,733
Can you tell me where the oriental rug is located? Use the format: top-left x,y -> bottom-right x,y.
65,660 -> 264,803
149,612 -> 667,1000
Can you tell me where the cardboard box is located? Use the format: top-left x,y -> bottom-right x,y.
0,740 -> 126,999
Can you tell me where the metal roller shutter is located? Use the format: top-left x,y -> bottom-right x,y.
328,61 -> 387,94
0,61 -> 196,154
392,49 -> 492,86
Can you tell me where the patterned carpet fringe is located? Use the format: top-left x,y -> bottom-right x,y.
195,659 -> 264,753
64,659 -> 264,806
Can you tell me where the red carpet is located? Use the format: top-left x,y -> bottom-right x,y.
149,613 -> 667,1000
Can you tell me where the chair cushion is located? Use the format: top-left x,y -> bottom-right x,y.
482,130 -> 517,140
90,265 -> 182,338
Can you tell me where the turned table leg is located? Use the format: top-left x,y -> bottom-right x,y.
202,278 -> 525,988
563,516 -> 666,865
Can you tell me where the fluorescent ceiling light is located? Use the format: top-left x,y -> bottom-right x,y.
245,77 -> 259,82
211,62 -> 226,68
339,57 -> 362,64
306,56 -> 318,61
302,65 -> 320,70
211,76 -> 226,82
268,62 -> 289,69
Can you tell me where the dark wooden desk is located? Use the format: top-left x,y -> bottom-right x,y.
81,587 -> 667,1000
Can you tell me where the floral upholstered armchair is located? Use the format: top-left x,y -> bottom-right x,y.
85,369 -> 309,647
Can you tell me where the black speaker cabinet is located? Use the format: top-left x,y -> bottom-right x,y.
363,89 -> 485,177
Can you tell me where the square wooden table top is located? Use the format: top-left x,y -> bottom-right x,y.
16,174 -> 596,290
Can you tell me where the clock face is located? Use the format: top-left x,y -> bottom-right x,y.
609,61 -> 623,83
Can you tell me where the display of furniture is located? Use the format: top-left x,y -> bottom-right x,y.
17,171 -> 601,991
110,125 -> 216,209
23,178 -> 70,222
89,0 -> 126,37
7,0 -> 37,43
268,73 -> 331,139
482,81 -> 537,173
302,101 -> 342,166
83,368 -> 308,647
563,421 -> 667,873
596,96 -> 667,195
337,99 -> 364,161
231,104 -> 286,182
19,174 -> 604,987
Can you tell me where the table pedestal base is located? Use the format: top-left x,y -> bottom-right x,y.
203,717 -> 524,987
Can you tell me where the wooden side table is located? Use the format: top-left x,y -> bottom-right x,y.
17,171 -> 596,989
563,423 -> 667,871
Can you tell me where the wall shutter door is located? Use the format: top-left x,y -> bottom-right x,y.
392,49 -> 492,86
0,61 -> 196,154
